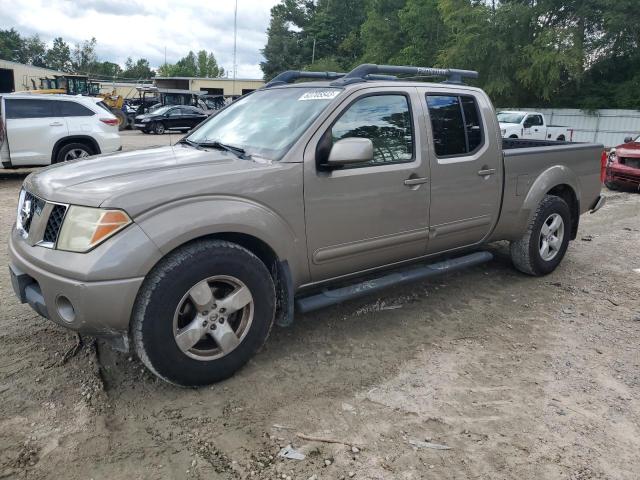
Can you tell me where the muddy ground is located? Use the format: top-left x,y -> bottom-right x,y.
0,168 -> 639,480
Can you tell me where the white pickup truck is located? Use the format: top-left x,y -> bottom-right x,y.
498,111 -> 573,142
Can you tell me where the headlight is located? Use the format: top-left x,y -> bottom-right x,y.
57,206 -> 131,252
141,118 -> 150,122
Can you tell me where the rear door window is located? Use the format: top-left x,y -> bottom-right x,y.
58,101 -> 95,117
5,99 -> 58,119
426,94 -> 484,157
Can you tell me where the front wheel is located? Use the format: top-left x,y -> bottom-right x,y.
132,240 -> 276,386
510,195 -> 571,276
152,121 -> 166,135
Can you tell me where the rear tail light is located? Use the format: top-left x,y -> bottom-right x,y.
100,117 -> 119,126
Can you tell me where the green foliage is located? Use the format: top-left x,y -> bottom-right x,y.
261,0 -> 640,108
158,50 -> 224,78
44,37 -> 72,71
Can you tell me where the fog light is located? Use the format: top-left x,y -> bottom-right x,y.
56,295 -> 76,324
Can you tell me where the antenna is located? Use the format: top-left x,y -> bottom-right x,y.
232,0 -> 238,95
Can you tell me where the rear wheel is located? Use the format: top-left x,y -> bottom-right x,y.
56,142 -> 93,163
557,135 -> 566,141
510,195 -> 571,276
132,240 -> 276,386
604,180 -> 619,191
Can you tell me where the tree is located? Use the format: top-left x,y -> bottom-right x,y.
196,50 -> 224,77
20,35 -> 47,66
0,29 -> 24,62
122,57 -> 155,78
72,37 -> 97,73
45,37 -> 72,71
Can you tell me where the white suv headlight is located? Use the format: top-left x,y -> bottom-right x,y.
57,206 -> 131,252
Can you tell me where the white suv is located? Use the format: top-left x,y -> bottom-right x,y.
0,94 -> 121,168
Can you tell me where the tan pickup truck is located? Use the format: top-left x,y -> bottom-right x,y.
9,64 -> 605,386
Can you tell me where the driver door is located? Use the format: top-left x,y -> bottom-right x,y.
303,87 -> 430,282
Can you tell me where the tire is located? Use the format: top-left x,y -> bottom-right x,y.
132,240 -> 276,386
557,135 -> 566,141
604,181 -> 619,191
111,109 -> 127,131
56,142 -> 93,163
509,134 -> 519,139
510,195 -> 571,276
153,121 -> 165,135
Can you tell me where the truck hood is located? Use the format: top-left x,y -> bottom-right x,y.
615,142 -> 640,158
24,144 -> 282,216
499,122 -> 519,129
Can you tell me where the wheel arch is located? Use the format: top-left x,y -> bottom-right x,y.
51,135 -> 100,163
546,184 -> 579,239
520,166 -> 581,240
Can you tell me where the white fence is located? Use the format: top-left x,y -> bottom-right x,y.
500,108 -> 640,148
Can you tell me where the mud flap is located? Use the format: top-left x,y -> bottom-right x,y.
274,260 -> 295,327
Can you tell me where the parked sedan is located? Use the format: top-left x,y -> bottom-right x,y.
605,134 -> 640,190
134,105 -> 208,134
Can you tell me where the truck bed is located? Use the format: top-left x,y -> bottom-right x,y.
490,139 -> 604,241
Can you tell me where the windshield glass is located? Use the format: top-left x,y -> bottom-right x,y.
497,112 -> 526,124
187,87 -> 342,160
635,134 -> 640,143
150,105 -> 172,115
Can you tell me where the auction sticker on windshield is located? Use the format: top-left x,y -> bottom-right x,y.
298,89 -> 341,101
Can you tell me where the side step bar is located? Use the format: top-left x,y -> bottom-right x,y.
295,251 -> 493,314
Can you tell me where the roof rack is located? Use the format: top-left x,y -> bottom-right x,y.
331,63 -> 478,86
264,70 -> 398,88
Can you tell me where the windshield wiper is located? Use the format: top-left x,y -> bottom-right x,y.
177,138 -> 203,149
197,140 -> 249,159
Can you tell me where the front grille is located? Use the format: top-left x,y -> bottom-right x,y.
620,157 -> 640,170
43,204 -> 67,244
21,192 -> 45,234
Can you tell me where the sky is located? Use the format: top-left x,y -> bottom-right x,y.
0,0 -> 281,79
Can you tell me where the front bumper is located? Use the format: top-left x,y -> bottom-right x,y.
606,164 -> 640,187
8,224 -> 161,336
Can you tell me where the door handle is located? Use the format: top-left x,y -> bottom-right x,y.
477,168 -> 496,177
49,122 -> 64,126
404,177 -> 429,186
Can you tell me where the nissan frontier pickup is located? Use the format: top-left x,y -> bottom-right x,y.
8,64 -> 606,386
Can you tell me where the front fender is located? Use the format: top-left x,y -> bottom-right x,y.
135,196 -> 309,287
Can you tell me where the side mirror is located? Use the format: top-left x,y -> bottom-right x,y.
624,136 -> 633,143
326,138 -> 374,167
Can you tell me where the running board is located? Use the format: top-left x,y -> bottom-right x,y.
295,251 -> 493,314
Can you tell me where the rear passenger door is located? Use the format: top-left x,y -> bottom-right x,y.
419,89 -> 502,253
58,100 -> 97,136
5,98 -> 68,166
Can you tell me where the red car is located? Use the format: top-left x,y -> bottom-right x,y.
605,134 -> 640,190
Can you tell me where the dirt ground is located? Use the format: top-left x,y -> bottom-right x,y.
1,141 -> 639,479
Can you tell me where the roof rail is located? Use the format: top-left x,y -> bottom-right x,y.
264,70 -> 399,88
331,63 -> 478,86
265,71 -> 345,87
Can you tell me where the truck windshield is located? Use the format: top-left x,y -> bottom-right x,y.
497,112 -> 525,124
187,87 -> 342,160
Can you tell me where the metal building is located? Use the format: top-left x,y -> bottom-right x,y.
0,59 -> 69,93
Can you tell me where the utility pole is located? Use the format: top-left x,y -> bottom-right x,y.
233,0 -> 238,96
312,38 -> 316,64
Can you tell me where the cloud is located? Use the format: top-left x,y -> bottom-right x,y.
0,0 -> 280,78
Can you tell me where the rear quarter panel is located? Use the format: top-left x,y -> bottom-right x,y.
491,142 -> 603,241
